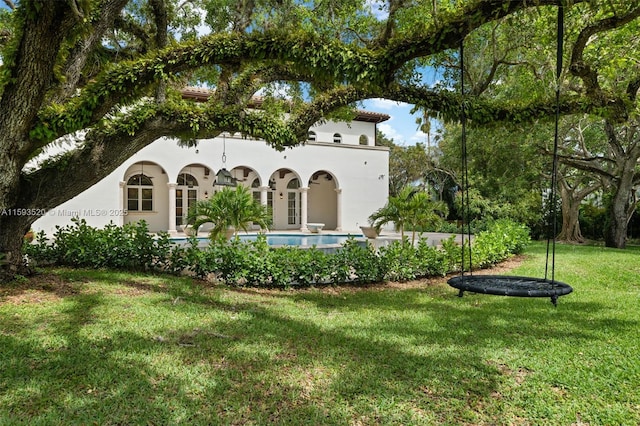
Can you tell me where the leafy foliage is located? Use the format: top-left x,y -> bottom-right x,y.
23,218 -> 174,271
369,186 -> 448,243
186,186 -> 271,241
3,0 -> 640,283
25,219 -> 529,288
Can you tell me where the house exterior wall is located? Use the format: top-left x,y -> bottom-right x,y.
33,118 -> 389,235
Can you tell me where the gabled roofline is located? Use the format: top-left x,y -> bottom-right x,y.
180,87 -> 390,124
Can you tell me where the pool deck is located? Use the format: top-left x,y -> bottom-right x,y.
176,229 -> 469,249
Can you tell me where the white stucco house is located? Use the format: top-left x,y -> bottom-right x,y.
33,88 -> 390,235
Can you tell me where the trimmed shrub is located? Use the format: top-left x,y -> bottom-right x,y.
24,218 -> 174,271
332,238 -> 384,284
25,218 -> 530,288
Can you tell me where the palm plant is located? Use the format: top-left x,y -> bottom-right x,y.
404,190 -> 448,244
186,186 -> 271,241
369,186 -> 448,244
368,193 -> 405,237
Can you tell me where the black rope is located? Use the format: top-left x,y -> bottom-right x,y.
449,5 -> 573,305
222,134 -> 227,165
460,40 -> 473,275
545,4 -> 564,283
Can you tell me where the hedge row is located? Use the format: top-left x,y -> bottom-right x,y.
24,218 -> 530,288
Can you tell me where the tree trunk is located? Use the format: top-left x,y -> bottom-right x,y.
0,215 -> 33,282
556,174 -> 599,243
604,185 -> 631,249
557,188 -> 584,243
601,121 -> 639,249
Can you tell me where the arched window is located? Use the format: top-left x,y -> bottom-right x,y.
307,131 -> 317,142
287,178 -> 300,189
126,174 -> 153,211
286,178 -> 300,225
177,173 -> 198,187
333,133 -> 342,143
359,135 -> 368,145
251,178 -> 261,203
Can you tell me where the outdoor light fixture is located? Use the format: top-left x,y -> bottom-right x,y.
215,135 -> 236,187
279,192 -> 284,199
215,168 -> 235,186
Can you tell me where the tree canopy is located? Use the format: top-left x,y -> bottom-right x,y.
1,0 -> 640,281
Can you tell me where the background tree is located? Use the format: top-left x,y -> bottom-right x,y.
423,2 -> 640,247
438,121 -> 548,235
557,118 -> 640,247
388,143 -> 430,197
376,127 -> 437,199
552,116 -> 604,243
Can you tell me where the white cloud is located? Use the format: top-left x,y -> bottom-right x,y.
368,98 -> 410,110
194,6 -> 211,37
378,123 -> 403,142
409,130 -> 425,142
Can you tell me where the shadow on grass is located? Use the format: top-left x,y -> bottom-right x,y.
0,276 -> 504,424
1,262 -> 638,424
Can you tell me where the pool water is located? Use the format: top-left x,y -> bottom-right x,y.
237,233 -> 360,246
173,233 -> 362,247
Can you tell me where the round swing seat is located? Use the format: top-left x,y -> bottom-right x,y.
447,275 -> 573,305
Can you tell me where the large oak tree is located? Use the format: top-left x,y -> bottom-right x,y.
0,0 -> 637,282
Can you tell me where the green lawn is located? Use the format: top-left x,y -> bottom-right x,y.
1,243 -> 639,425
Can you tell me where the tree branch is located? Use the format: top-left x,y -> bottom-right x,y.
626,75 -> 640,102
56,0 -> 130,102
0,1 -> 76,156
149,0 -> 169,102
376,0 -> 407,46
569,5 -> 640,112
112,14 -> 151,53
287,85 -> 369,141
556,154 -> 616,181
26,1 -> 606,147
21,78 -> 379,211
380,83 -> 592,124
382,0 -> 588,79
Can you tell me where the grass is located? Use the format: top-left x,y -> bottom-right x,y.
1,242 -> 639,425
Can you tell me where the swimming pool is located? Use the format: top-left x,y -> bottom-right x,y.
172,233 -> 363,247
238,233 -> 361,246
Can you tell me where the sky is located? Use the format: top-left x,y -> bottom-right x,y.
360,0 -> 436,146
361,98 -> 435,147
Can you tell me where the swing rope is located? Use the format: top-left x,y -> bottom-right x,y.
449,3 -> 572,306
545,4 -> 564,283
459,39 -> 473,276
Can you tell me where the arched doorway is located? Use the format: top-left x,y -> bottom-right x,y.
175,171 -> 199,228
268,168 -> 301,230
286,178 -> 301,227
308,170 -> 338,230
